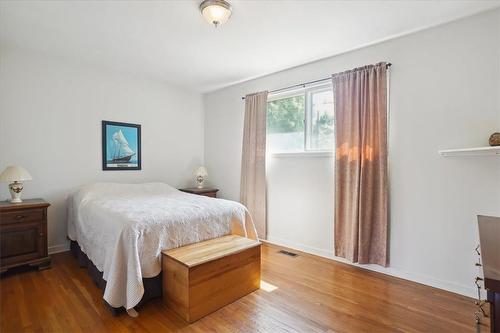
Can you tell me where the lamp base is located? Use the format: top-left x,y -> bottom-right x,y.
196,176 -> 205,189
9,181 -> 24,203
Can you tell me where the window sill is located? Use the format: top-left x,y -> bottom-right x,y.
269,151 -> 333,158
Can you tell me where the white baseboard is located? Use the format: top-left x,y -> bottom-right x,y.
266,236 -> 476,298
48,242 -> 70,254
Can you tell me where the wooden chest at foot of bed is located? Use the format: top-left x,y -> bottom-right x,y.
161,235 -> 261,323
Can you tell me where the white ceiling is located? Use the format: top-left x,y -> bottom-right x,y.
1,0 -> 499,92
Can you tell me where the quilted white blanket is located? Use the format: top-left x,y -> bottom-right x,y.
67,183 -> 257,310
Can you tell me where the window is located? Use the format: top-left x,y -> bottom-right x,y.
266,84 -> 334,153
266,93 -> 305,152
307,88 -> 334,150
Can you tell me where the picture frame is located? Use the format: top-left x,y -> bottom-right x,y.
102,120 -> 141,170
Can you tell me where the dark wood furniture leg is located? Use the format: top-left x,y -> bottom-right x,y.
488,290 -> 499,333
29,257 -> 52,270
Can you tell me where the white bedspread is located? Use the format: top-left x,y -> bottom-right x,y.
67,183 -> 257,310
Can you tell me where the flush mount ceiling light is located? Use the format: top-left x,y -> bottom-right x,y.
199,0 -> 232,27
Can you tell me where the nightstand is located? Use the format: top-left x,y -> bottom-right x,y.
0,199 -> 51,273
179,188 -> 219,198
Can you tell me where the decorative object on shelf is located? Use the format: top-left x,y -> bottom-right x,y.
199,0 -> 232,27
489,132 -> 500,146
102,120 -> 141,171
0,166 -> 32,203
179,187 -> 219,198
195,166 -> 208,188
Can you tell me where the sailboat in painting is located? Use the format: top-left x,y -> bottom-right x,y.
111,130 -> 135,162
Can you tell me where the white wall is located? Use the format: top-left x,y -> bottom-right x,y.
267,154 -> 335,255
204,9 -> 500,297
0,47 -> 204,252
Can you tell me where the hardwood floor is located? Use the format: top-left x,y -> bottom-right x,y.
0,243 -> 485,333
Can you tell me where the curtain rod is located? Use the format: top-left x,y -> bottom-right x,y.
241,63 -> 391,100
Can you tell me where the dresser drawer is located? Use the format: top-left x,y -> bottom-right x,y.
0,209 -> 45,225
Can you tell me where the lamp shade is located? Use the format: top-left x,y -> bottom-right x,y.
0,166 -> 32,182
200,0 -> 232,27
195,166 -> 208,177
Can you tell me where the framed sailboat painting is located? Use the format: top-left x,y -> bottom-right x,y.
102,121 -> 141,170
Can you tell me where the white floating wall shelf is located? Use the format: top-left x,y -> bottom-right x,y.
438,146 -> 500,157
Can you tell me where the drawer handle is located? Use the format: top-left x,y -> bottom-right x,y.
39,232 -> 44,237
14,215 -> 26,220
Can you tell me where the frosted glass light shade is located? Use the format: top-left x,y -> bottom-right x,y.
0,166 -> 32,182
200,0 -> 232,27
195,166 -> 208,177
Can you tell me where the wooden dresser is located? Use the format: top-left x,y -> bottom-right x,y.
0,199 -> 51,273
179,188 -> 219,198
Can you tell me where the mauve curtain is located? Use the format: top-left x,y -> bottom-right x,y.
332,62 -> 389,267
240,91 -> 268,240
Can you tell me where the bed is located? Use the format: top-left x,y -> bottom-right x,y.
67,182 -> 257,313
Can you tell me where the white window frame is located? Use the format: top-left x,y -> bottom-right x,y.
267,82 -> 333,156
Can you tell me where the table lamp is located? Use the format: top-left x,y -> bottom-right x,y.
195,166 -> 208,188
0,166 -> 32,203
